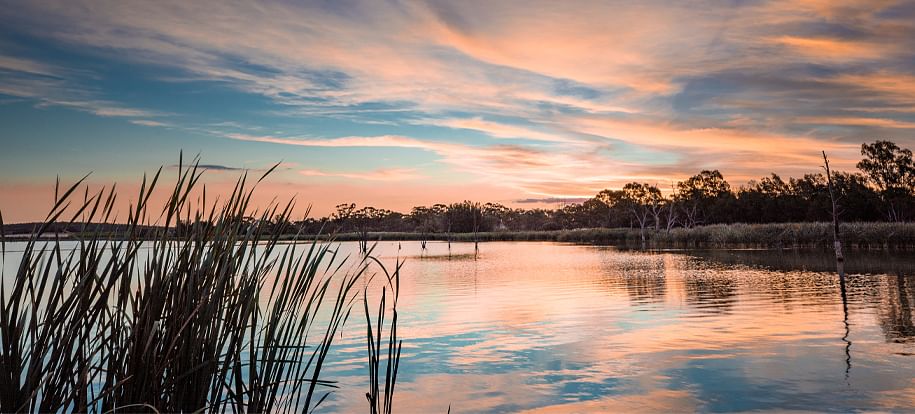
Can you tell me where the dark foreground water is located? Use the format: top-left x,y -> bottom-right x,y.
319,242 -> 915,413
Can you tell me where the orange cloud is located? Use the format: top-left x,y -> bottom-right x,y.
771,36 -> 891,61
563,115 -> 861,165
796,116 -> 915,129
831,72 -> 915,103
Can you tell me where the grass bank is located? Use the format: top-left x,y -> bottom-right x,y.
308,222 -> 915,250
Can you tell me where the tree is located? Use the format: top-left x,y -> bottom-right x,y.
332,203 -> 356,231
408,206 -> 436,233
595,189 -> 625,227
675,170 -> 733,227
648,186 -> 666,231
857,140 -> 915,221
620,182 -> 662,243
483,202 -> 511,230
665,183 -> 678,233
444,201 -> 487,233
737,174 -> 791,223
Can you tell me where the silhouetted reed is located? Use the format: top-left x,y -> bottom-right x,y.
0,157 -> 401,413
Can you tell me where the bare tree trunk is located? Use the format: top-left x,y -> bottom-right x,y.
823,151 -> 844,268
682,203 -> 698,229
667,183 -> 678,233
666,205 -> 677,233
359,228 -> 368,254
631,207 -> 648,248
473,207 -> 480,258
447,222 -> 452,258
650,193 -> 662,232
420,219 -> 428,251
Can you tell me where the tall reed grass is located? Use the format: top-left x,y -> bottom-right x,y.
0,158 -> 401,413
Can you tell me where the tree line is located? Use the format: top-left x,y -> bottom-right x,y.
245,140 -> 915,236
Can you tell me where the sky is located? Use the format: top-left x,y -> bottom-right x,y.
1,0 -> 914,222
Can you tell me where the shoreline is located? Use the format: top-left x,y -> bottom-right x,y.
299,222 -> 915,250
6,222 -> 915,250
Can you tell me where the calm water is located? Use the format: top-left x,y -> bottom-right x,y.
4,241 -> 915,412
318,242 -> 915,413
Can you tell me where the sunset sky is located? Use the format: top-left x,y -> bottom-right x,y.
2,0 -> 914,221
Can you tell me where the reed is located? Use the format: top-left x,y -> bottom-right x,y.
0,158 -> 401,413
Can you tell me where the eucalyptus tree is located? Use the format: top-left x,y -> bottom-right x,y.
857,140 -> 915,221
675,170 -> 732,227
621,182 -> 663,243
595,188 -> 625,227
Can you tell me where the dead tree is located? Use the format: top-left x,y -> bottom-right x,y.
665,183 -> 678,234
649,184 -> 664,232
822,151 -> 844,269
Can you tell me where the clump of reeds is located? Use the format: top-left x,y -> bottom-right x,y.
0,157 -> 401,413
363,254 -> 402,414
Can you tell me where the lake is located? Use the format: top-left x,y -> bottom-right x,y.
3,240 -> 914,412
318,241 -> 915,413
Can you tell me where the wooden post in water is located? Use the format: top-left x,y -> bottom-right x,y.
472,204 -> 480,259
822,151 -> 845,273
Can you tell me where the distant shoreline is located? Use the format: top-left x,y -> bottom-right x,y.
298,222 -> 915,250
7,222 -> 914,250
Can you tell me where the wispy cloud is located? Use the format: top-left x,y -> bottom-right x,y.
795,116 -> 915,129
0,55 -> 62,77
0,52 -> 165,121
130,119 -> 171,127
417,117 -> 582,144
168,163 -> 246,172
299,167 -> 420,182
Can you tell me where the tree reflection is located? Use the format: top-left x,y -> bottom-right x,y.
684,274 -> 737,314
597,251 -> 667,303
689,249 -> 915,275
879,275 -> 915,343
838,267 -> 851,382
624,270 -> 667,303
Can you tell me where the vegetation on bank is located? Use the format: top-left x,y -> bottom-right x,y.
0,160 -> 401,413
311,222 -> 915,250
276,140 -> 915,239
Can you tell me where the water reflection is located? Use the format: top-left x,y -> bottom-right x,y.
688,248 -> 915,346
307,242 -> 915,412
684,274 -> 738,315
839,274 -> 852,381
4,241 -> 915,412
686,248 -> 915,275
880,275 -> 915,343
597,251 -> 667,304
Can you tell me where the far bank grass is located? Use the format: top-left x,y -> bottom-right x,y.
304,222 -> 915,250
